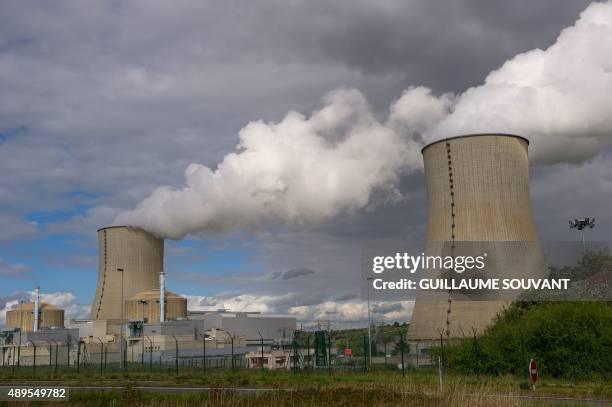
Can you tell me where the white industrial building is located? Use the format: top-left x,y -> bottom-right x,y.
188,311 -> 296,342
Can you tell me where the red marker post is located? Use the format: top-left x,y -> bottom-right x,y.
529,359 -> 538,390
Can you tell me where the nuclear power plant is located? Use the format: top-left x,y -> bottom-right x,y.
1,133 -> 547,369
1,225 -> 297,367
407,134 -> 542,348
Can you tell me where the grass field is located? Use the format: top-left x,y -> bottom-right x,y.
0,365 -> 610,406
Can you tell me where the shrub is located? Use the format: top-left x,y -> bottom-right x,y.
443,302 -> 612,379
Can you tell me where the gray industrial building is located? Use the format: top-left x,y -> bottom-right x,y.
188,311 -> 296,342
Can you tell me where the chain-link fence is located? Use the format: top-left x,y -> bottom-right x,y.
0,324 -> 591,383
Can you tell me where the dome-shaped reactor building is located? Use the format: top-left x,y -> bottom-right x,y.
90,226 -> 163,321
407,134 -> 542,342
5,302 -> 64,332
125,289 -> 187,322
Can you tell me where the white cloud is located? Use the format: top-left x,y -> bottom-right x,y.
184,292 -> 413,325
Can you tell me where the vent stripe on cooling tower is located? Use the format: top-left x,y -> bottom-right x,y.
94,229 -> 108,320
445,139 -> 454,338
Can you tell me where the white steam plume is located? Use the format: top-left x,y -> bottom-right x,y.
116,1 -> 612,239
115,88 -> 433,238
428,1 -> 612,164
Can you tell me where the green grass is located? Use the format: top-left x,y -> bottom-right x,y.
0,364 -> 610,405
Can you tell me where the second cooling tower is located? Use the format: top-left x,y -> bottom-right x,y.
407,134 -> 539,341
91,226 -> 163,320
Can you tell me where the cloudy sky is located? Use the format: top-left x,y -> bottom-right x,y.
1,0 -> 611,328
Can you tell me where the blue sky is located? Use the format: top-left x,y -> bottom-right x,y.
1,212 -> 265,301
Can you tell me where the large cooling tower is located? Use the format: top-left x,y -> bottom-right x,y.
407,134 -> 539,341
91,226 -> 163,320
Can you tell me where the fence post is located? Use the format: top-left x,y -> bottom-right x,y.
66,339 -> 70,367
363,335 -> 368,372
171,335 -> 179,376
438,331 -> 445,369
472,328 -> 479,380
231,336 -> 235,370
147,336 -> 153,373
293,335 -> 298,373
202,335 -> 206,374
306,334 -> 311,370
46,341 -> 51,369
122,337 -> 128,371
54,341 -> 58,375
438,356 -> 444,393
519,327 -> 527,381
258,331 -> 264,372
400,336 -> 405,378
384,342 -> 388,367
31,341 -> 36,377
571,332 -> 577,385
76,341 -> 81,373
97,338 -> 104,375
327,332 -> 331,374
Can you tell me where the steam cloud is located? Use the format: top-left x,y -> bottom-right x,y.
428,1 -> 612,164
116,1 -> 612,239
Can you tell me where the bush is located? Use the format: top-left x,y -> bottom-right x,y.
443,302 -> 612,379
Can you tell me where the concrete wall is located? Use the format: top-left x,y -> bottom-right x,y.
143,320 -> 202,337
189,312 -> 296,341
15,328 -> 79,345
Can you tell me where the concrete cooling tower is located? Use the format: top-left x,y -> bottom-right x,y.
407,134 -> 540,342
91,226 -> 164,321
